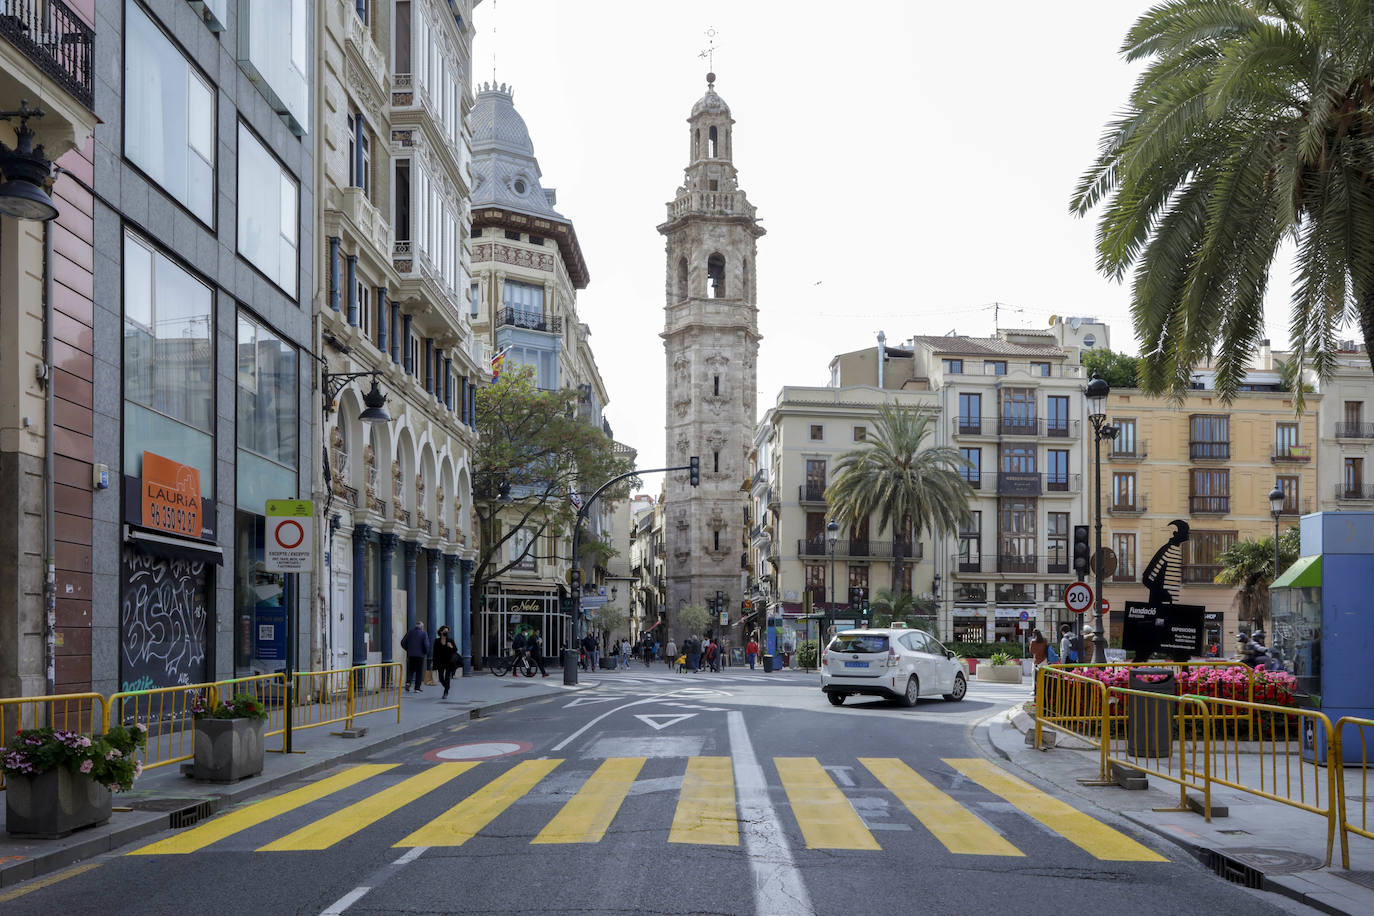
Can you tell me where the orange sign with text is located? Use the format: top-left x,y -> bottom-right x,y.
141,452 -> 202,539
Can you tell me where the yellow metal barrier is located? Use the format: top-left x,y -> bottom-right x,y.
105,682 -> 216,772
1035,666 -> 1110,780
1103,683 -> 1211,818
213,674 -> 289,746
1335,716 -> 1374,869
0,692 -> 107,791
292,667 -> 354,732
346,662 -> 403,729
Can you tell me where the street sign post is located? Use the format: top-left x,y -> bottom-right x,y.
1065,581 -> 1094,615
265,499 -> 312,754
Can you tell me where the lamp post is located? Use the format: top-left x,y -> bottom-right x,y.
826,519 -> 840,612
1085,374 -> 1116,664
1268,481 -> 1285,635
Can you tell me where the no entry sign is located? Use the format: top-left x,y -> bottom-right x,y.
265,500 -> 313,572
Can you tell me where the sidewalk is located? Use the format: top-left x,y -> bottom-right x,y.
983,705 -> 1374,916
0,670 -> 588,889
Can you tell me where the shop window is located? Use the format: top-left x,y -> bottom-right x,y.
236,312 -> 299,511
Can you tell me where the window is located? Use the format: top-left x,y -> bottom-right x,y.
1190,468 -> 1230,513
407,330 -> 421,378
504,230 -> 521,241
1047,449 -> 1069,490
804,459 -> 827,501
123,231 -> 214,497
470,282 -> 479,317
528,235 -> 544,246
394,1 -> 411,73
357,282 -> 373,343
1047,396 -> 1069,436
1112,533 -> 1137,581
393,159 -> 411,241
954,581 -> 985,604
237,124 -> 298,294
347,111 -> 371,196
804,563 -> 826,606
1112,472 -> 1136,509
1000,388 -> 1036,433
1189,415 -> 1230,459
237,0 -> 310,133
1030,362 -> 1051,377
713,375 -> 720,397
943,358 -> 964,375
510,527 -> 535,571
848,566 -> 869,593
1344,457 -> 1365,497
707,253 -> 726,298
958,392 -> 981,433
1274,422 -> 1299,458
503,279 -> 545,324
713,451 -> 720,473
1277,475 -> 1300,514
236,313 -> 298,510
355,0 -> 369,26
676,258 -> 688,300
1047,512 -> 1068,572
1000,444 -> 1035,473
958,511 -> 981,570
1187,531 -> 1236,583
960,448 -> 981,487
713,530 -> 720,551
853,426 -> 866,442
1112,418 -> 1138,456
1347,401 -> 1364,425
810,425 -> 824,441
985,360 -> 1007,375
125,0 -> 214,224
998,498 -> 1036,571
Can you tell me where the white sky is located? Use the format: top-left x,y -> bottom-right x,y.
473,0 -> 1303,475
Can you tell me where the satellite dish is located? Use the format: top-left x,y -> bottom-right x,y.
1070,317 -> 1083,330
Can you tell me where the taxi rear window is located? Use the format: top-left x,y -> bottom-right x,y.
830,635 -> 889,654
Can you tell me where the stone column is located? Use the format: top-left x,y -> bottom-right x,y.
404,540 -> 419,631
425,548 -> 441,641
444,555 -> 458,638
460,558 -> 474,675
379,533 -> 397,663
351,525 -> 370,667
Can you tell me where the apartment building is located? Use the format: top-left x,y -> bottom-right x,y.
1316,344 -> 1374,509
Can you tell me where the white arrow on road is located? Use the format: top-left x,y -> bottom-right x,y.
634,713 -> 697,731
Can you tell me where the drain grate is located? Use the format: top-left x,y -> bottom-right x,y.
1207,846 -> 1324,888
168,799 -> 217,829
1341,871 -> 1374,892
1207,851 -> 1264,889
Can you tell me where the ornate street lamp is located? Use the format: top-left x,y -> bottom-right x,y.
1085,374 -> 1116,663
1267,481 -> 1285,635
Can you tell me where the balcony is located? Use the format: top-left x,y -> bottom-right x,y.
1109,440 -> 1148,461
1189,496 -> 1230,514
798,484 -> 827,503
954,418 -> 984,437
1336,422 -> 1374,439
1335,484 -> 1374,501
330,186 -> 391,263
1184,564 -> 1222,584
0,0 -> 94,110
990,554 -> 1071,575
1271,445 -> 1311,462
963,473 -> 1081,496
1279,499 -> 1312,516
1189,442 -> 1230,460
997,418 -> 1078,438
1109,501 -> 1148,515
797,538 -> 922,560
498,306 -> 563,334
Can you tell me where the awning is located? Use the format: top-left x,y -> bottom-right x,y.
1272,554 -> 1321,589
125,525 -> 224,565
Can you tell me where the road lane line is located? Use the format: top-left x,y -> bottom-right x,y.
0,863 -> 100,902
395,759 -> 562,847
775,757 -> 881,851
532,757 -> 646,844
319,886 -> 370,915
129,765 -> 396,855
259,762 -> 479,851
860,757 -> 1023,856
944,758 -> 1167,862
728,711 -> 815,916
669,756 -> 738,846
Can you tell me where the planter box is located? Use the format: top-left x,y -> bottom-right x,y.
978,664 -> 1023,684
192,717 -> 266,783
5,768 -> 112,838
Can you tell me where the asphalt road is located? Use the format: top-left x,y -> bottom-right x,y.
2,670 -> 1315,915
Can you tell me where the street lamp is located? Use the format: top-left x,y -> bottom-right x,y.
1085,374 -> 1116,663
1267,481 -> 1285,635
826,520 -> 840,610
0,104 -> 60,222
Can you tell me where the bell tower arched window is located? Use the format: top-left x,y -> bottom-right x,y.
677,257 -> 688,300
707,253 -> 725,298
708,125 -> 718,158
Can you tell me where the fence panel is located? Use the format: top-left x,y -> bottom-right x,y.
105,683 -> 217,772
1035,666 -> 1109,780
348,663 -> 403,728
1103,685 -> 1210,817
292,668 -> 354,733
1335,716 -> 1374,869
0,693 -> 107,791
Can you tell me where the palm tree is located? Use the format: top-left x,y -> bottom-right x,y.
824,404 -> 972,596
1215,527 -> 1301,633
1071,0 -> 1374,402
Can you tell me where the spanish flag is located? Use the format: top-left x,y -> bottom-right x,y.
491,347 -> 508,382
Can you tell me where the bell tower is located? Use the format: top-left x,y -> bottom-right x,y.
659,72 -> 764,640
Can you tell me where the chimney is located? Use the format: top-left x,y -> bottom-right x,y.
877,331 -> 886,388
1259,339 -> 1271,370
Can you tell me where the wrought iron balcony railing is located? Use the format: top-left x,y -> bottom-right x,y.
1335,484 -> 1374,501
0,0 -> 94,110
1109,440 -> 1148,461
1335,422 -> 1374,439
798,484 -> 827,503
1189,442 -> 1230,460
1189,496 -> 1230,514
797,538 -> 921,560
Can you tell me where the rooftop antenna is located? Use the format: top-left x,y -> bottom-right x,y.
490,0 -> 499,86
698,26 -> 718,81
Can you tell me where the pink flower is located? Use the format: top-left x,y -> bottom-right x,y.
106,748 -> 122,760
79,759 -> 93,773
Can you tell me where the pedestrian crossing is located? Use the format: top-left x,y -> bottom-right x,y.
127,756 -> 1165,862
585,670 -> 800,686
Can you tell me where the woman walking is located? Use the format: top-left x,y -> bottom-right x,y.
434,626 -> 459,699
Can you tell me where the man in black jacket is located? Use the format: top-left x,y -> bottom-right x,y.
400,621 -> 430,693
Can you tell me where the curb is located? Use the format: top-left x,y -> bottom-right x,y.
0,688 -> 570,890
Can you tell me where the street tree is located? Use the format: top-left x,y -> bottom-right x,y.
825,404 -> 973,596
472,364 -> 635,606
1071,0 -> 1374,403
676,603 -> 711,637
1079,348 -> 1140,389
595,604 -> 628,648
1214,526 -> 1301,633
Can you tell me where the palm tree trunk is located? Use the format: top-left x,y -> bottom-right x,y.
893,516 -> 910,595
1360,294 -> 1374,380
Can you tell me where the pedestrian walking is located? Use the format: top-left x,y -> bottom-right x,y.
1082,626 -> 1096,664
1029,629 -> 1048,666
528,628 -> 549,677
434,626 -> 459,699
686,635 -> 701,672
665,638 -> 677,670
1059,623 -> 1076,664
580,633 -> 595,671
618,638 -> 632,669
400,620 -> 429,693
704,638 -> 719,672
746,636 -> 759,670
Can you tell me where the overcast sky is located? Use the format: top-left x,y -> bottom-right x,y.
472,0 -> 1302,475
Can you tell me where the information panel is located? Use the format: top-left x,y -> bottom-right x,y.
1122,601 -> 1206,660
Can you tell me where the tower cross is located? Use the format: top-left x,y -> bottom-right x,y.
698,27 -> 718,76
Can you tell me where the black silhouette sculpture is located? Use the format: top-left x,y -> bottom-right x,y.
1141,519 -> 1190,606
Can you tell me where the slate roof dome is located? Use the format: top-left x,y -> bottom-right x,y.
691,73 -> 731,118
470,82 -> 564,219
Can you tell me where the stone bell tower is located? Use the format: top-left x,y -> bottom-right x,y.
659,72 -> 764,640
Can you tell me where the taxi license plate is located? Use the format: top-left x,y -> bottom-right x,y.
844,661 -> 868,668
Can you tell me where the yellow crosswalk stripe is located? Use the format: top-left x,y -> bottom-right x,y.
395,758 -> 562,847
669,756 -> 738,847
775,757 -> 880,850
532,757 -> 646,844
860,757 -> 1023,856
944,758 -> 1167,862
128,765 -> 396,856
257,762 -> 479,851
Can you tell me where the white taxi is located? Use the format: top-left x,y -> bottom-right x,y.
820,627 -> 967,707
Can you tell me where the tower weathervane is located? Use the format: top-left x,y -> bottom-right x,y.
698,27 -> 717,81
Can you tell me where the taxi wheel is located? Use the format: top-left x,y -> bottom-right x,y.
944,673 -> 967,702
900,676 -> 919,707
826,692 -> 845,706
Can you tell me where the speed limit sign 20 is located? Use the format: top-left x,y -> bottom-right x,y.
1064,581 -> 1094,614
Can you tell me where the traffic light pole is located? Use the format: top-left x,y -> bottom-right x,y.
565,460 -> 698,684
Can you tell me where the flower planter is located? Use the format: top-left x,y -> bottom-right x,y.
192,717 -> 266,783
5,768 -> 112,838
978,663 -> 1023,684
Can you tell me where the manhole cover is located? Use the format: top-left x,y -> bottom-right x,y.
1221,847 -> 1324,875
423,740 -> 531,762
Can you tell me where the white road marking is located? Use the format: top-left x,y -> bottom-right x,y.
320,887 -> 371,915
728,710 -> 814,916
563,696 -> 619,708
634,713 -> 697,731
393,846 -> 428,865
823,765 -> 856,787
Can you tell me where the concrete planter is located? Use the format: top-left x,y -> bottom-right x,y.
978,663 -> 1023,684
5,768 -> 112,838
192,717 -> 266,783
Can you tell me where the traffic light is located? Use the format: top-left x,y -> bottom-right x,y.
1072,525 -> 1091,578
689,456 -> 700,486
570,568 -> 582,591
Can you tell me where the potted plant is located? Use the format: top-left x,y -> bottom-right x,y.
2,723 -> 147,837
980,650 -> 1023,684
191,691 -> 269,783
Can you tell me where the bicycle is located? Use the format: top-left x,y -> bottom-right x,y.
489,650 -> 537,678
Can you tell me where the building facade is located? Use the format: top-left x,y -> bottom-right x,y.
1316,344 -> 1374,510
659,74 -> 763,642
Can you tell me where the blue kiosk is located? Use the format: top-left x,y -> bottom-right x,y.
1270,511 -> 1374,764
